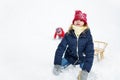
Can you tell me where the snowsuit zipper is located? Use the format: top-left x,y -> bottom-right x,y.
74,37 -> 79,65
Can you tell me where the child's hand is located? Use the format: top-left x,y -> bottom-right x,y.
53,65 -> 62,75
78,70 -> 88,80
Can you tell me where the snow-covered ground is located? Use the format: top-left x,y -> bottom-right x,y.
0,0 -> 120,80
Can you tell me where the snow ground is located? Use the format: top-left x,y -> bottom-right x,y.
0,0 -> 120,80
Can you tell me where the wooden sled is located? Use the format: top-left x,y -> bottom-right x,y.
94,41 -> 108,61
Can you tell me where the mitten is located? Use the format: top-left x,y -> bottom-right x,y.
77,70 -> 88,80
53,65 -> 62,75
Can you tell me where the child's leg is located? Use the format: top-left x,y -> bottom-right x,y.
80,63 -> 84,69
61,58 -> 70,68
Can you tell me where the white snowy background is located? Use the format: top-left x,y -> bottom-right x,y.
0,0 -> 120,80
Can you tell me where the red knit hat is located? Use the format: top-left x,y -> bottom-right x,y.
72,10 -> 87,25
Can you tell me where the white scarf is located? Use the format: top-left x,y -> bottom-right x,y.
72,25 -> 87,38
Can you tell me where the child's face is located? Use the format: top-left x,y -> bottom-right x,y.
73,20 -> 84,27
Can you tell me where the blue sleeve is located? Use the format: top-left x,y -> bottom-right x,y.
82,31 -> 94,72
54,33 -> 68,65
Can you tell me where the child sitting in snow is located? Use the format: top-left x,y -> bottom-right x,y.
53,10 -> 94,80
